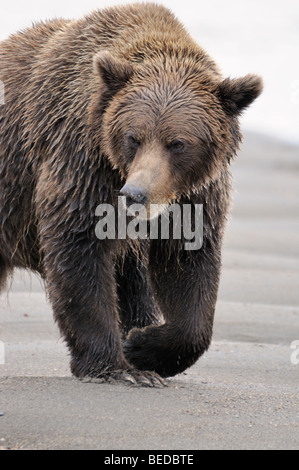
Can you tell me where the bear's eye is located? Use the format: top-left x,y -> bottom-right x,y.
169,140 -> 185,153
127,135 -> 141,149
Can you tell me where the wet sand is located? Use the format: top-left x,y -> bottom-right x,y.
0,132 -> 298,450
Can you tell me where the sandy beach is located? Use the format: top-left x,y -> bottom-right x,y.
0,131 -> 298,450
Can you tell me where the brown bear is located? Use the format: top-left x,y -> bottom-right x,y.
0,3 -> 262,385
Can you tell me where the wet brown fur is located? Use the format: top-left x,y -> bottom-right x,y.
0,3 -> 262,380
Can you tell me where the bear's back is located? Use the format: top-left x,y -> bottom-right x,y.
0,20 -> 70,98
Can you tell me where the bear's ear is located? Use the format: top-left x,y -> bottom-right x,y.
216,74 -> 263,116
93,51 -> 135,94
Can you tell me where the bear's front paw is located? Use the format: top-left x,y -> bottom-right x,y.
70,349 -> 166,387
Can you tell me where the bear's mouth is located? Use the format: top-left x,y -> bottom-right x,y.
121,195 -> 170,221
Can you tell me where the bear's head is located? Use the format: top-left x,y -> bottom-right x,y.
92,51 -> 262,219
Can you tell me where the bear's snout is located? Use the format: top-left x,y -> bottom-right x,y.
120,184 -> 148,207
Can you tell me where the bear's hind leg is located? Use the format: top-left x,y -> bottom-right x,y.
116,246 -> 162,336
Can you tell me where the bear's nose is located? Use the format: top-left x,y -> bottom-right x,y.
120,184 -> 147,207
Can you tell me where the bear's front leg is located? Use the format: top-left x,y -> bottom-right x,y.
42,235 -> 127,375
124,237 -> 222,378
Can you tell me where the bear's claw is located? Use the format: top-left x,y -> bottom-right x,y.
107,369 -> 167,387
